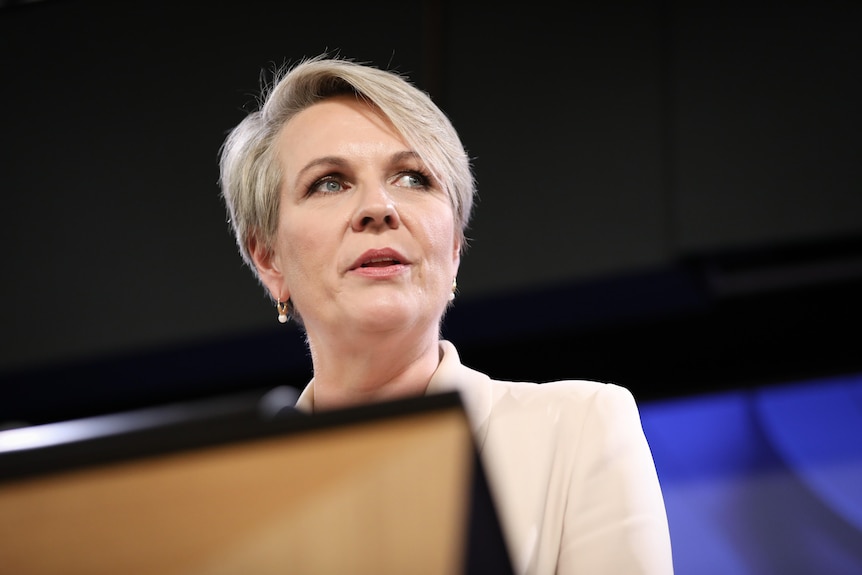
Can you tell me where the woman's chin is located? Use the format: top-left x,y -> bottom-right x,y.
346,300 -> 431,334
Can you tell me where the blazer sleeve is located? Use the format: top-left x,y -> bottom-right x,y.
557,383 -> 674,574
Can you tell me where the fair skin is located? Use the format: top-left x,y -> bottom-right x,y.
251,96 -> 461,411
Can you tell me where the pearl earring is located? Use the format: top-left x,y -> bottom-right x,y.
449,278 -> 457,301
276,300 -> 289,324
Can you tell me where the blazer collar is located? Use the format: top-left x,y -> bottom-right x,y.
427,340 -> 493,449
293,340 -> 493,449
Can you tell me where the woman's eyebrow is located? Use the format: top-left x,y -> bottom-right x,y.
294,151 -> 424,185
389,150 -> 423,165
295,156 -> 349,180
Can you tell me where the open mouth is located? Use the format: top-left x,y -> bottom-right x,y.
351,249 -> 409,272
361,257 -> 401,268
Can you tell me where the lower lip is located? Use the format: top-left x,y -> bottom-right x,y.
349,264 -> 409,279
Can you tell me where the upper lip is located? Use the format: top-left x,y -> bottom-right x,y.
349,248 -> 409,270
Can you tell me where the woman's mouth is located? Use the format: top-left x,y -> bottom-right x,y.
351,248 -> 409,270
361,257 -> 401,268
350,248 -> 410,277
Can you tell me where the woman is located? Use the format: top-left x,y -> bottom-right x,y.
219,55 -> 673,574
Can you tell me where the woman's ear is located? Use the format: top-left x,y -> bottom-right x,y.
249,236 -> 287,301
452,235 -> 462,273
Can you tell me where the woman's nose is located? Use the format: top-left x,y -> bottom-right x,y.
350,184 -> 401,231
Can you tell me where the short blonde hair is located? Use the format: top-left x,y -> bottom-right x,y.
219,55 -> 476,280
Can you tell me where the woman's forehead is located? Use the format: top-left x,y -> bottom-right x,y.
276,97 -> 413,176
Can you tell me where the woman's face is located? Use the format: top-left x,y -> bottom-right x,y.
253,95 -> 460,338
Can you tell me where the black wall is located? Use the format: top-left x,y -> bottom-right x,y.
2,0 -> 861,425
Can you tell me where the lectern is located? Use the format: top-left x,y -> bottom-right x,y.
0,390 -> 514,574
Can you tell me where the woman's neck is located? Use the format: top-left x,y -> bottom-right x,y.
305,328 -> 442,412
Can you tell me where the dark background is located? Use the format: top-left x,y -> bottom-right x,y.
2,0 -> 861,426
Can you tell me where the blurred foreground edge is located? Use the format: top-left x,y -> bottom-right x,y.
0,389 -> 514,575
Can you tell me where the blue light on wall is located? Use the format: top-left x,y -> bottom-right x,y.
641,372 -> 862,574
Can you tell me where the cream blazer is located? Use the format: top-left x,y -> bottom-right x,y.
295,340 -> 674,575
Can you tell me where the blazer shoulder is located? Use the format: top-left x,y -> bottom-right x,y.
491,376 -> 636,408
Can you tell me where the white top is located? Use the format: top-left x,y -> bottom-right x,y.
295,340 -> 674,575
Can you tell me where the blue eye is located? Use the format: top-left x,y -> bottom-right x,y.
309,177 -> 344,195
322,180 -> 342,192
394,171 -> 430,189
